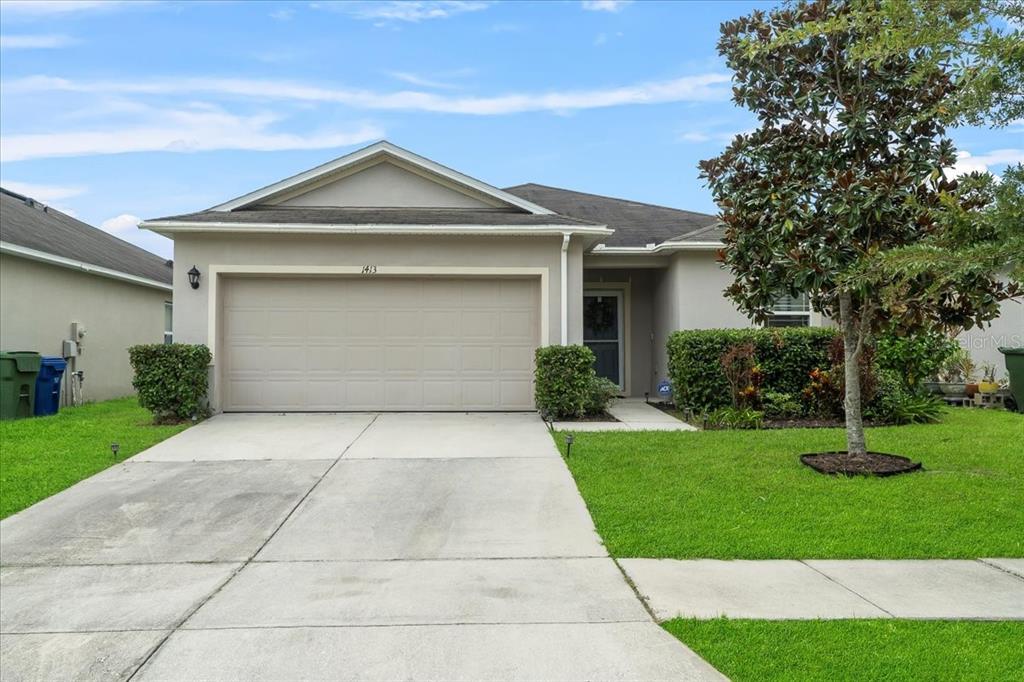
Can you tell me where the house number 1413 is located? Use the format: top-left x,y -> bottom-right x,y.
361,265 -> 377,274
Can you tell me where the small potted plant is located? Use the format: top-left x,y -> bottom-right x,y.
936,347 -> 973,396
978,363 -> 999,394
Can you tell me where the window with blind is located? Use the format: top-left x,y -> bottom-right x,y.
767,293 -> 811,327
164,302 -> 173,344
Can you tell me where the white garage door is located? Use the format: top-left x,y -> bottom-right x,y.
221,276 -> 539,411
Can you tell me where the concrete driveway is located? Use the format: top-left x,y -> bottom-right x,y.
0,412 -> 722,681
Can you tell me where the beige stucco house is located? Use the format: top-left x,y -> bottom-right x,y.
0,188 -> 173,402
137,141 -> 819,412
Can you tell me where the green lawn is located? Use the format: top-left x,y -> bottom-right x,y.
558,409 -> 1024,559
0,398 -> 189,519
665,619 -> 1024,681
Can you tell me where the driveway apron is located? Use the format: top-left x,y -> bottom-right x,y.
1,412 -> 721,681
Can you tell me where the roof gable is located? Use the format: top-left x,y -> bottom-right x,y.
212,141 -> 555,215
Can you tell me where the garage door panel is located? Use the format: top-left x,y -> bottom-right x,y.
308,310 -> 346,338
384,346 -> 422,372
222,277 -> 538,411
422,311 -> 460,337
500,346 -> 533,372
345,310 -> 382,336
345,345 -> 381,372
461,381 -> 497,409
422,346 -> 459,372
461,346 -> 496,372
500,381 -> 533,409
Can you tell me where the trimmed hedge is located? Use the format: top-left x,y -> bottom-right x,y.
534,345 -> 597,419
128,343 -> 212,423
667,328 -> 839,410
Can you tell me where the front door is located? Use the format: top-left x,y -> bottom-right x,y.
583,290 -> 624,390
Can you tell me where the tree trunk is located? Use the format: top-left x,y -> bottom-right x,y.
839,290 -> 867,457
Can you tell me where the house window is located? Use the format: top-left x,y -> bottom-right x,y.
767,293 -> 811,327
164,301 -> 173,344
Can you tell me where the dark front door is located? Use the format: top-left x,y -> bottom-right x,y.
583,290 -> 623,389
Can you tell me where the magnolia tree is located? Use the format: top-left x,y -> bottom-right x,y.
699,0 -> 1020,457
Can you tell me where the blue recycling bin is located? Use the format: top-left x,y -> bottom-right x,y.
34,356 -> 67,416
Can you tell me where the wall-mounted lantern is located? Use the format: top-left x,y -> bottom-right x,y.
187,265 -> 201,290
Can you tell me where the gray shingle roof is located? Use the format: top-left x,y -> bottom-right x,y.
146,206 -> 599,227
1,188 -> 172,285
665,222 -> 727,243
503,183 -> 721,247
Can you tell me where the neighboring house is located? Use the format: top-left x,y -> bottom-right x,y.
0,188 -> 173,402
142,140 -> 1010,413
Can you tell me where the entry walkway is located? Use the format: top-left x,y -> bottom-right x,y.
621,558 -> 1024,621
553,398 -> 698,432
0,413 -> 722,681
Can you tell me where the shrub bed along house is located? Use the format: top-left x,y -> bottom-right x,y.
667,328 -> 838,411
667,328 -> 950,427
534,345 -> 617,420
128,343 -> 212,423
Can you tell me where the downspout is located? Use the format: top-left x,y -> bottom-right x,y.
560,233 -> 570,345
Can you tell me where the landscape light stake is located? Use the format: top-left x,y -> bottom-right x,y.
565,434 -> 574,457
111,442 -> 120,460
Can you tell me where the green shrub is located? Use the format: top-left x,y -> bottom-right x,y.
704,406 -> 765,429
761,391 -> 803,418
667,328 -> 838,410
871,369 -> 945,425
534,345 -> 597,419
585,376 -> 620,416
875,330 -> 960,390
877,393 -> 946,425
128,344 -> 212,423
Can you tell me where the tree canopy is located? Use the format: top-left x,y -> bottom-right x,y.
700,0 -> 1020,455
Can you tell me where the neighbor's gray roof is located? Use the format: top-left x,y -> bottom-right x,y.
145,206 -> 600,227
1,188 -> 173,284
504,183 -> 721,247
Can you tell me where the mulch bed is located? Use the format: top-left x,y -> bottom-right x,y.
553,412 -> 619,423
763,417 -> 884,429
800,451 -> 922,477
651,403 -> 890,430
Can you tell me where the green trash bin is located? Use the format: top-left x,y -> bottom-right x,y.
998,347 -> 1024,413
0,351 -> 42,420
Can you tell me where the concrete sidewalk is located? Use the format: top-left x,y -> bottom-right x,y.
1,412 -> 723,682
621,558 -> 1024,621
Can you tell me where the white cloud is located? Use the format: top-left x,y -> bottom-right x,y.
385,71 -> 459,90
6,72 -> 731,116
0,1 -> 146,16
313,1 -> 490,23
676,127 -> 755,144
100,213 -> 141,234
678,131 -> 711,143
0,34 -> 77,49
269,8 -> 295,21
949,149 -> 1024,176
0,181 -> 86,202
581,1 -> 632,12
0,105 -> 385,161
594,31 -> 623,46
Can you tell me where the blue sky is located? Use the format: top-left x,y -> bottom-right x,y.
1,0 -> 1021,259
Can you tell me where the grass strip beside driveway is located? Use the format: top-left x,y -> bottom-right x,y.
664,619 -> 1024,682
0,398 -> 189,519
557,409 -> 1024,559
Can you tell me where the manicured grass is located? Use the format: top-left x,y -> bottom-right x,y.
0,398 -> 189,519
557,409 -> 1024,559
664,619 -> 1024,681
